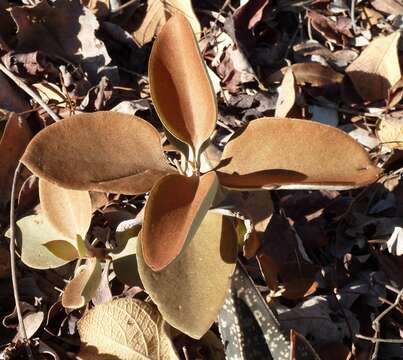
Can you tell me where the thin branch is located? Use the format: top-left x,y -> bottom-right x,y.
110,0 -> 141,14
0,62 -> 61,122
9,162 -> 34,359
356,334 -> 403,344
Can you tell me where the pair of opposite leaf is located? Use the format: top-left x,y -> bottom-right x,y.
20,15 -> 380,338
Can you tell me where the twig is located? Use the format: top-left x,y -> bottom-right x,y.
9,162 -> 34,360
356,334 -> 403,344
356,288 -> 403,359
110,0 -> 141,14
0,62 -> 61,122
350,0 -> 358,34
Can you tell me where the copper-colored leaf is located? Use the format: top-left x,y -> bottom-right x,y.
22,112 -> 173,194
39,179 -> 92,239
346,32 -> 401,102
62,257 -> 101,309
142,171 -> 218,271
216,118 -> 380,190
132,0 -> 200,46
149,14 -> 216,157
137,212 -> 237,339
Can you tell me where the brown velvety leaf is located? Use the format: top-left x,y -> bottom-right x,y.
267,63 -> 344,87
346,32 -> 401,102
22,112 -> 173,194
138,212 -> 237,339
142,171 -> 218,271
62,257 -> 101,309
132,0 -> 200,46
149,14 -> 216,157
39,179 -> 92,240
216,118 -> 380,190
0,114 -> 31,210
78,298 -> 178,360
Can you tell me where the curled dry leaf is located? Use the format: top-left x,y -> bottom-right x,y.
62,257 -> 101,309
346,32 -> 401,102
39,179 -> 92,240
138,212 -> 238,339
21,112 -> 173,194
216,118 -> 380,190
275,68 -> 296,118
78,298 -> 178,360
149,14 -> 216,157
142,172 -> 219,271
267,63 -> 343,87
0,114 -> 31,209
10,214 -> 72,269
132,0 -> 200,46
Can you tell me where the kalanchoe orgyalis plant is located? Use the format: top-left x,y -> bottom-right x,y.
18,15 -> 380,338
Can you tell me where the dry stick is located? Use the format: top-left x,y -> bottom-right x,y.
9,162 -> 34,360
356,288 -> 403,360
0,62 -> 61,122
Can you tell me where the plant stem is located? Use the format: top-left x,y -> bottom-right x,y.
9,161 -> 34,359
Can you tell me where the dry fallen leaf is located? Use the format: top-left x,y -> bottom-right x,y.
142,172 -> 218,271
10,0 -> 115,83
138,212 -> 237,339
216,118 -> 380,190
77,298 -> 178,360
346,32 -> 401,102
149,14 -> 216,158
0,114 -> 31,210
39,179 -> 92,240
275,68 -> 296,118
376,117 -> 403,150
132,0 -> 200,46
21,112 -> 173,194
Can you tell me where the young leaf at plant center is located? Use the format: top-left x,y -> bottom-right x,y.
77,298 -> 178,360
39,179 -> 92,240
149,14 -> 217,159
346,31 -> 401,102
62,257 -> 101,309
216,118 -> 380,190
43,240 -> 80,262
21,111 -> 173,194
142,171 -> 219,271
8,214 -> 73,269
137,212 -> 238,339
131,0 -> 201,46
218,262 -> 290,360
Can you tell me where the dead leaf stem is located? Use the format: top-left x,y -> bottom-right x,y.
0,62 -> 61,122
9,161 -> 34,359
